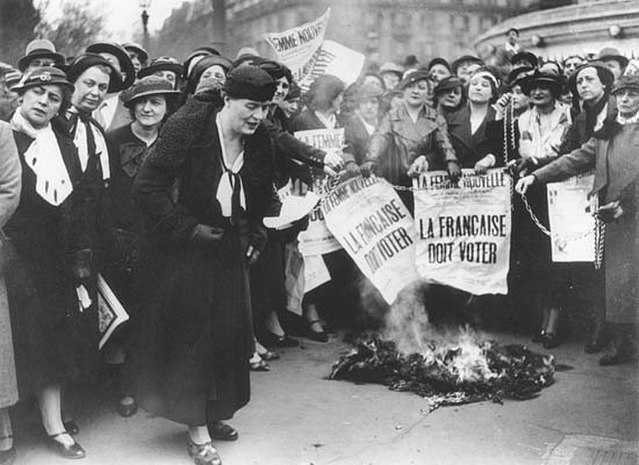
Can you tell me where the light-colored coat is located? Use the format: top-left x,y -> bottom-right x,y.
0,120 -> 22,408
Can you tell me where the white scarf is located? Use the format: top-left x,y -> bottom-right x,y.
69,108 -> 111,180
11,111 -> 73,206
314,110 -> 337,129
617,110 -> 639,125
215,114 -> 246,217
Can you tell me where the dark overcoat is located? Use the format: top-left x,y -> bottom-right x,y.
6,117 -> 101,393
131,92 -> 278,425
534,120 -> 639,323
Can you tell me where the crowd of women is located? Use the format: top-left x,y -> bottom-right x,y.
0,33 -> 636,465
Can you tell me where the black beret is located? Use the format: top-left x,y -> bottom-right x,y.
225,65 -> 276,102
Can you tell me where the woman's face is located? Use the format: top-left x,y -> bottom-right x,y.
437,86 -> 462,109
468,75 -> 493,104
155,70 -> 177,88
225,98 -> 270,135
429,64 -> 451,83
358,97 -> 379,123
563,57 -> 584,77
20,84 -> 63,128
133,95 -> 168,129
511,85 -> 529,111
575,67 -> 605,103
272,76 -> 289,105
363,75 -> 384,93
404,79 -> 431,107
330,92 -> 344,114
528,84 -> 554,108
278,97 -> 300,118
615,89 -> 639,118
200,65 -> 226,85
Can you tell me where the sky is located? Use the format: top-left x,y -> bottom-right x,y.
37,0 -> 194,41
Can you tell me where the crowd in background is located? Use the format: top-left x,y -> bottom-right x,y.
0,25 -> 637,465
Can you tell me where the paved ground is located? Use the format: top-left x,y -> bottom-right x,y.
9,331 -> 639,465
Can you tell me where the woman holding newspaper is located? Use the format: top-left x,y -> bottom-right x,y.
5,68 -> 100,459
516,74 -> 639,366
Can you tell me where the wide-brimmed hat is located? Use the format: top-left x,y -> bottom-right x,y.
183,46 -> 221,79
85,42 -> 135,89
510,51 -> 538,68
611,74 -> 639,95
399,69 -> 431,90
519,70 -> 565,96
123,43 -> 149,64
568,62 -> 615,97
12,66 -> 74,93
451,55 -> 483,74
66,53 -> 124,93
120,75 -> 181,108
596,47 -> 629,69
138,56 -> 183,79
379,62 -> 404,77
225,65 -> 276,102
434,76 -> 463,96
17,39 -> 65,72
186,55 -> 233,95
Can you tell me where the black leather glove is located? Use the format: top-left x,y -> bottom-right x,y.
446,160 -> 461,182
191,224 -> 225,243
360,161 -> 377,178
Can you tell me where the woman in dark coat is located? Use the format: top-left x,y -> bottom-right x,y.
132,65 -> 279,465
6,68 -> 97,459
104,75 -> 180,416
517,74 -> 639,366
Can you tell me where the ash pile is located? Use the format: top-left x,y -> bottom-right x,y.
329,335 -> 555,412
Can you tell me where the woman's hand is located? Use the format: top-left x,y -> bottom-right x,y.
596,201 -> 623,223
191,224 -> 225,242
323,149 -> 344,174
407,156 -> 429,177
474,154 -> 496,175
446,160 -> 461,182
492,93 -> 511,121
515,175 -> 536,194
360,161 -> 377,177
72,249 -> 93,281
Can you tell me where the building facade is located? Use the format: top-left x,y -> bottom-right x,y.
475,0 -> 639,61
153,0 -> 540,63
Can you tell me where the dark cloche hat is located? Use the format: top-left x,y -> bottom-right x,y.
120,75 -> 181,108
399,69 -> 431,90
225,65 -> 276,102
568,62 -> 615,97
434,76 -> 464,96
511,51 -> 538,68
85,42 -> 135,89
123,43 -> 149,64
451,55 -> 484,74
17,39 -> 65,72
66,53 -> 124,93
138,56 -> 183,79
519,70 -> 565,96
507,66 -> 535,88
12,66 -> 74,93
186,55 -> 233,95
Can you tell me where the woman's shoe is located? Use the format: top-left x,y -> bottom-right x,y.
542,332 -> 560,349
305,320 -> 328,343
208,421 -> 238,441
187,439 -> 222,465
531,329 -> 546,343
249,358 -> 270,372
47,432 -> 86,459
116,397 -> 138,418
0,436 -> 15,465
262,332 -> 299,348
62,420 -> 79,435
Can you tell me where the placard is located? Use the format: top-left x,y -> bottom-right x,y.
413,169 -> 512,295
